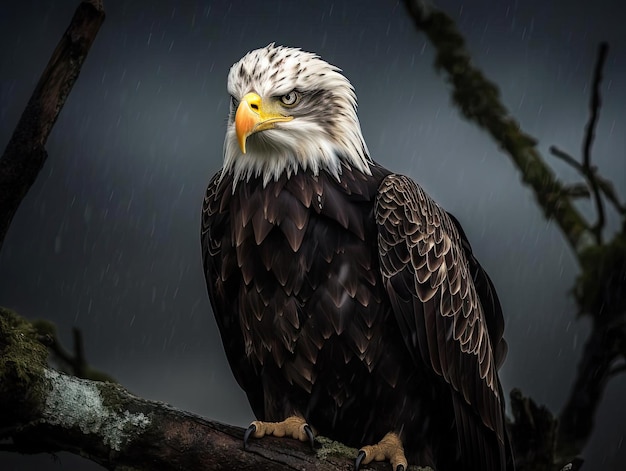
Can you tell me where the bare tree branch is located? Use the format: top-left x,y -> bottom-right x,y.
549,146 -> 585,174
0,0 -> 105,251
550,44 -> 625,223
581,43 -> 608,243
583,43 -> 607,170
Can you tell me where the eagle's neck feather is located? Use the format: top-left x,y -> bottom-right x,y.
222,127 -> 372,190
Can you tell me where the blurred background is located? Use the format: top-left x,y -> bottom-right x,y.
1,0 -> 624,469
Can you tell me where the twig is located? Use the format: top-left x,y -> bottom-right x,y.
549,146 -> 585,174
550,44 -> 613,243
550,44 -> 624,222
583,43 -> 608,169
32,319 -> 114,382
582,43 -> 609,243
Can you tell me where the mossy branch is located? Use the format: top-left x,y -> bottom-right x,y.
2,307 -> 433,471
402,0 -> 593,255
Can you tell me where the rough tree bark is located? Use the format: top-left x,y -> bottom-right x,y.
402,1 -> 626,470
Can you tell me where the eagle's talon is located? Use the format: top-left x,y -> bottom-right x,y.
242,416 -> 313,449
356,432 -> 407,470
243,423 -> 256,450
304,424 -> 315,449
355,450 -> 366,471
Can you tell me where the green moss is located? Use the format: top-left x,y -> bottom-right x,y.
575,234 -> 626,319
30,318 -> 59,338
96,380 -> 128,413
0,307 -> 48,381
315,436 -> 433,470
0,306 -> 50,425
315,435 -> 358,460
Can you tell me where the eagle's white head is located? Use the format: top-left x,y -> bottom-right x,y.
223,44 -> 372,186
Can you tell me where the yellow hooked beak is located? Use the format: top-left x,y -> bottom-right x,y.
235,92 -> 293,153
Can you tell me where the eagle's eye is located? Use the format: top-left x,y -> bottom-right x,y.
279,91 -> 299,107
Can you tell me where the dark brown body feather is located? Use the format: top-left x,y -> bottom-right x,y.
201,164 -> 513,470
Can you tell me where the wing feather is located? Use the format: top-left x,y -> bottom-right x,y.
375,174 -> 508,470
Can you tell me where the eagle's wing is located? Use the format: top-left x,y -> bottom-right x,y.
201,170 -> 265,418
375,174 -> 507,470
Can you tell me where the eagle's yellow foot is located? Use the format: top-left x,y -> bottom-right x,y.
355,432 -> 408,471
243,415 -> 315,450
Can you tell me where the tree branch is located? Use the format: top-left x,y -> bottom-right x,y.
402,0 -> 592,255
583,43 -> 607,170
581,43 -> 608,242
0,0 -> 105,251
551,44 -> 625,227
2,307 -> 423,471
549,146 -> 585,175
556,321 -> 622,458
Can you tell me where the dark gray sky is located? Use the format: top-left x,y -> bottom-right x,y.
1,0 -> 624,469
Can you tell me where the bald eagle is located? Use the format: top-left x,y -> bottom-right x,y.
202,44 -> 514,471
